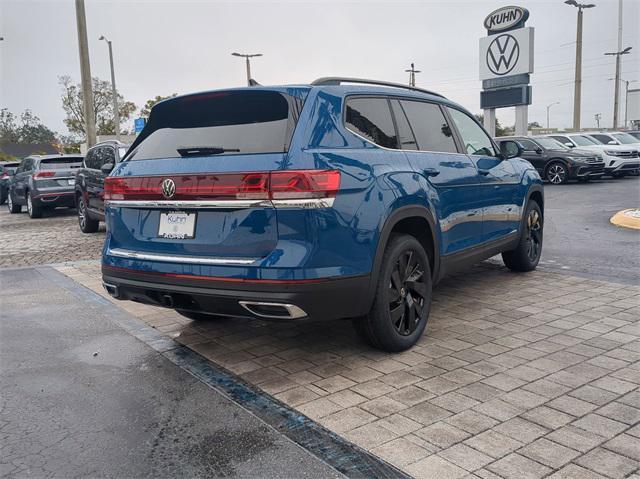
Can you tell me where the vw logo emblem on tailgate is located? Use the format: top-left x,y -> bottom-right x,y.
487,34 -> 520,76
162,178 -> 176,198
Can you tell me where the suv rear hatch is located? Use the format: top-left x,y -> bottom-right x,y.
34,157 -> 83,189
105,88 -> 309,263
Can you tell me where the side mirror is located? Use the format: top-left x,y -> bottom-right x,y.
499,140 -> 523,159
565,142 -> 575,148
101,163 -> 115,175
607,140 -> 617,145
535,147 -> 543,154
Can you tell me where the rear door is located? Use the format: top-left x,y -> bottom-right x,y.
446,107 -> 521,243
390,98 -> 487,255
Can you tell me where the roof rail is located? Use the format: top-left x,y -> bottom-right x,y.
311,77 -> 445,98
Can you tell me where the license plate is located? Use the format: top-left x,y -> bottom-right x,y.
158,211 -> 196,239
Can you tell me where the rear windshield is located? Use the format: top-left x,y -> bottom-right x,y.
1,164 -> 19,173
39,157 -> 83,169
127,90 -> 303,161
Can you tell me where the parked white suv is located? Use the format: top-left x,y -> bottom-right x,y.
547,133 -> 640,177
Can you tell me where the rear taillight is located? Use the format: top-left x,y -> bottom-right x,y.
34,171 -> 55,179
104,170 -> 341,201
0,173 -> 8,179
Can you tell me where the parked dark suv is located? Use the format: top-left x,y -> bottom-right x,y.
7,154 -> 83,218
495,136 -> 605,184
101,78 -> 543,352
75,140 -> 130,233
0,162 -> 20,205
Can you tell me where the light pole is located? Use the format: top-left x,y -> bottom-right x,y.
595,113 -> 602,128
405,63 -> 421,87
565,0 -> 595,131
231,52 -> 262,86
99,35 -> 120,141
605,46 -> 632,129
546,102 -> 560,129
75,0 -> 96,147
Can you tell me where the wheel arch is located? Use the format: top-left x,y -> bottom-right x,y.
364,205 -> 440,312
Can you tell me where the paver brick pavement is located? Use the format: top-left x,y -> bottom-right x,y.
56,258 -> 640,478
8,204 -> 639,479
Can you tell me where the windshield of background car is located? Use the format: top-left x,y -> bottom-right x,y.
535,138 -> 568,149
39,157 -> 83,169
612,133 -> 639,144
571,135 -> 600,146
126,90 -> 303,161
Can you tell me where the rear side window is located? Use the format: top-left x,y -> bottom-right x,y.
400,100 -> 457,153
390,100 -> 417,150
345,97 -> 398,149
590,134 -> 614,145
39,157 -> 83,169
517,138 -> 538,151
85,149 -> 101,169
127,90 -> 303,160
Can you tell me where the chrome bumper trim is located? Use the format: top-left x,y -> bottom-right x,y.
105,197 -> 335,209
105,199 -> 271,209
107,248 -> 258,265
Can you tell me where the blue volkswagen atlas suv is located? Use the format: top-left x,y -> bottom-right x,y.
102,78 -> 543,352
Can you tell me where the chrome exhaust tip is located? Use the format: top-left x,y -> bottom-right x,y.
102,281 -> 120,299
238,301 -> 307,319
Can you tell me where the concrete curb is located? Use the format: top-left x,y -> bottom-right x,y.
610,209 -> 640,230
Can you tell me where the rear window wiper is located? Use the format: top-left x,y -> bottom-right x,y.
177,146 -> 240,157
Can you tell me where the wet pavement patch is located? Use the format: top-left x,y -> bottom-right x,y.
36,266 -> 410,479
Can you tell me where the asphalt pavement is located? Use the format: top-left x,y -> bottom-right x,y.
0,266 -> 342,478
539,175 -> 640,284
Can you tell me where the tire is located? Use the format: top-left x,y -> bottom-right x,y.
545,162 -> 568,185
0,192 -> 5,205
7,193 -> 21,213
77,196 -> 99,233
353,234 -> 432,352
502,200 -> 543,272
175,309 -> 221,321
27,192 -> 43,219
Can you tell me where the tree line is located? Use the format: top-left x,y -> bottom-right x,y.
0,76 -> 175,157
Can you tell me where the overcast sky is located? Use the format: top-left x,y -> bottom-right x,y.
1,0 -> 638,136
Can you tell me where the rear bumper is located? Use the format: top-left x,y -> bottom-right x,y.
33,190 -> 76,206
102,264 -> 370,321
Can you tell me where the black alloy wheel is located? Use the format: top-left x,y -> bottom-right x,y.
353,234 -> 432,352
525,207 -> 542,263
388,250 -> 429,336
502,200 -> 543,272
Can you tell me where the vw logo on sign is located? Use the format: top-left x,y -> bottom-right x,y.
161,178 -> 176,199
486,34 -> 520,76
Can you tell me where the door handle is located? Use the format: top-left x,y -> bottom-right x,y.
478,169 -> 491,176
423,168 -> 440,177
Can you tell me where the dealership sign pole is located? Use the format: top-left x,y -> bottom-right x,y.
479,6 -> 534,136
